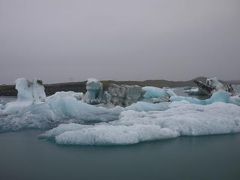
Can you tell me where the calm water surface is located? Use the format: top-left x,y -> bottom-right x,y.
0,130 -> 240,180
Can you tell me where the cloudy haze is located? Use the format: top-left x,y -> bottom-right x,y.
0,0 -> 240,84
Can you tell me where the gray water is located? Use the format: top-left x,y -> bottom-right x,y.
0,130 -> 240,180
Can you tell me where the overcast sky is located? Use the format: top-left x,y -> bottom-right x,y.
0,0 -> 240,84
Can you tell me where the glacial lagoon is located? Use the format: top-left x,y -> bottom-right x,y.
0,130 -> 240,180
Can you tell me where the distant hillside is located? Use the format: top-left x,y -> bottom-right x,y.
228,80 -> 240,84
1,76 -> 238,97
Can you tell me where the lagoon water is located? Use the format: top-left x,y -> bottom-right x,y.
0,130 -> 240,180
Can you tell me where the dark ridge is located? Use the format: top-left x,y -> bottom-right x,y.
44,81 -> 87,96
0,85 -> 17,96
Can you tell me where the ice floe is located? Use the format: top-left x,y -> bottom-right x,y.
41,102 -> 240,145
1,78 -> 240,146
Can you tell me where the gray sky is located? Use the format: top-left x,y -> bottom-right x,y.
0,0 -> 240,84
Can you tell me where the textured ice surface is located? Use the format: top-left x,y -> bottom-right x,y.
16,78 -> 46,103
171,90 -> 240,106
108,84 -> 142,106
83,78 -> 103,104
47,92 -> 122,122
42,102 -> 240,145
41,123 -> 178,145
206,77 -> 225,90
1,89 -> 240,133
233,85 -> 240,94
0,92 -> 172,132
126,101 -> 169,112
143,87 -> 169,99
142,87 -> 175,103
0,92 -> 122,132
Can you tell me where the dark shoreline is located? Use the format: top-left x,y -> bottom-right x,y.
1,77 -> 238,96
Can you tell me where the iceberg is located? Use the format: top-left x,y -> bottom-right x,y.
190,77 -> 235,97
171,90 -> 240,106
16,78 -> 46,103
41,102 -> 240,145
46,92 -> 122,122
0,80 -> 177,132
83,78 -> 103,105
1,77 -> 240,146
0,91 -> 122,132
206,77 -> 229,91
1,78 -> 46,114
142,86 -> 175,103
108,84 -> 142,106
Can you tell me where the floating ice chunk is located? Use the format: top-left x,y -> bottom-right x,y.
2,77 -> 240,136
116,102 -> 240,136
206,77 -> 225,90
42,102 -> 240,145
142,86 -> 169,99
0,91 -> 122,132
39,123 -> 91,139
15,78 -> 33,101
1,78 -> 46,114
15,78 -> 46,103
193,77 -> 234,96
55,124 -> 178,145
142,87 -> 174,103
83,78 -> 103,105
47,92 -> 122,122
108,84 -> 142,106
0,102 -> 56,132
170,90 -> 233,105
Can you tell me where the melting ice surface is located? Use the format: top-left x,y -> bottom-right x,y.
1,80 -> 240,145
40,101 -> 240,145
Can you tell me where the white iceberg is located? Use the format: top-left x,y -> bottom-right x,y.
0,88 -> 174,132
0,91 -> 122,132
142,86 -> 175,103
2,78 -> 46,114
46,92 -> 122,122
171,90 -> 240,106
41,102 -> 240,145
1,77 -> 240,144
16,78 -> 46,103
